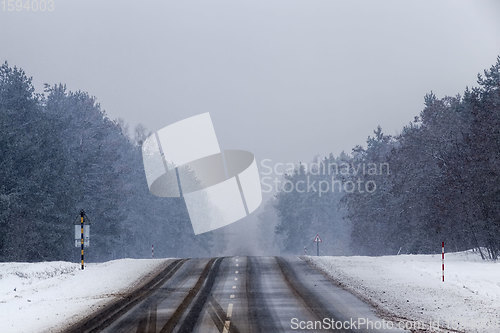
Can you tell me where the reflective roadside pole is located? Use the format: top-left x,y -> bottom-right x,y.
74,210 -> 90,269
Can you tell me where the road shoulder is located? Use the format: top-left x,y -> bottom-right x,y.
304,253 -> 499,333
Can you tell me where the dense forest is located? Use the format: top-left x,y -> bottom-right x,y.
274,57 -> 499,259
1,58 -> 499,262
0,62 -> 224,262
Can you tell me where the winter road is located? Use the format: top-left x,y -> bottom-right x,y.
66,257 -> 406,333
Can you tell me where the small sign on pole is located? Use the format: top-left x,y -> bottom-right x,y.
74,225 -> 90,247
313,233 -> 322,256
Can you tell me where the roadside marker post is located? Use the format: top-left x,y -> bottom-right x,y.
313,234 -> 322,256
80,211 -> 84,269
74,210 -> 90,270
442,242 -> 445,282
152,244 -> 154,258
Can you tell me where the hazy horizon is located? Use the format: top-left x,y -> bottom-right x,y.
2,0 -> 499,165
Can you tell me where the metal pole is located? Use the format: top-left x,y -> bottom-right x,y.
442,242 -> 445,282
81,210 -> 85,270
316,241 -> 319,256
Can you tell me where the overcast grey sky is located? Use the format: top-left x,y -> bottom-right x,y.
2,0 -> 499,164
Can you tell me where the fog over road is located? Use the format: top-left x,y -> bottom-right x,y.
67,257 -> 406,333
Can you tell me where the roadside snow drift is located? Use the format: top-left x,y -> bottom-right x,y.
305,251 -> 500,333
0,259 -> 170,333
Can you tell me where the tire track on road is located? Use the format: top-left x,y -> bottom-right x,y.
66,259 -> 187,333
275,257 -> 348,333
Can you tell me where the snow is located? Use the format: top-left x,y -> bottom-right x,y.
305,250 -> 500,333
0,259 -> 170,333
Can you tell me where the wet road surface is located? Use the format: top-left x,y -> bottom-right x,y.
66,257 -> 407,333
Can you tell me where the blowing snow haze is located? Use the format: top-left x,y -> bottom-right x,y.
1,0 -> 499,163
1,1 -> 500,332
1,0 -> 499,257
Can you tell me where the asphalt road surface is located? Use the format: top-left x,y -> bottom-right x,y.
67,257 -> 407,333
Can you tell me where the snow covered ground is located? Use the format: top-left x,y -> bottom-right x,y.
0,259 -> 170,333
305,251 -> 500,333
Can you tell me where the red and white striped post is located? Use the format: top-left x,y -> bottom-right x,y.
152,244 -> 154,258
442,242 -> 445,282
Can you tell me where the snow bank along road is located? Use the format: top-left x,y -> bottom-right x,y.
66,257 -> 407,333
0,259 -> 170,333
306,251 -> 500,333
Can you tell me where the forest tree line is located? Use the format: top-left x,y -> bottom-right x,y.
1,58 -> 498,261
273,57 -> 500,259
0,62 -> 223,262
